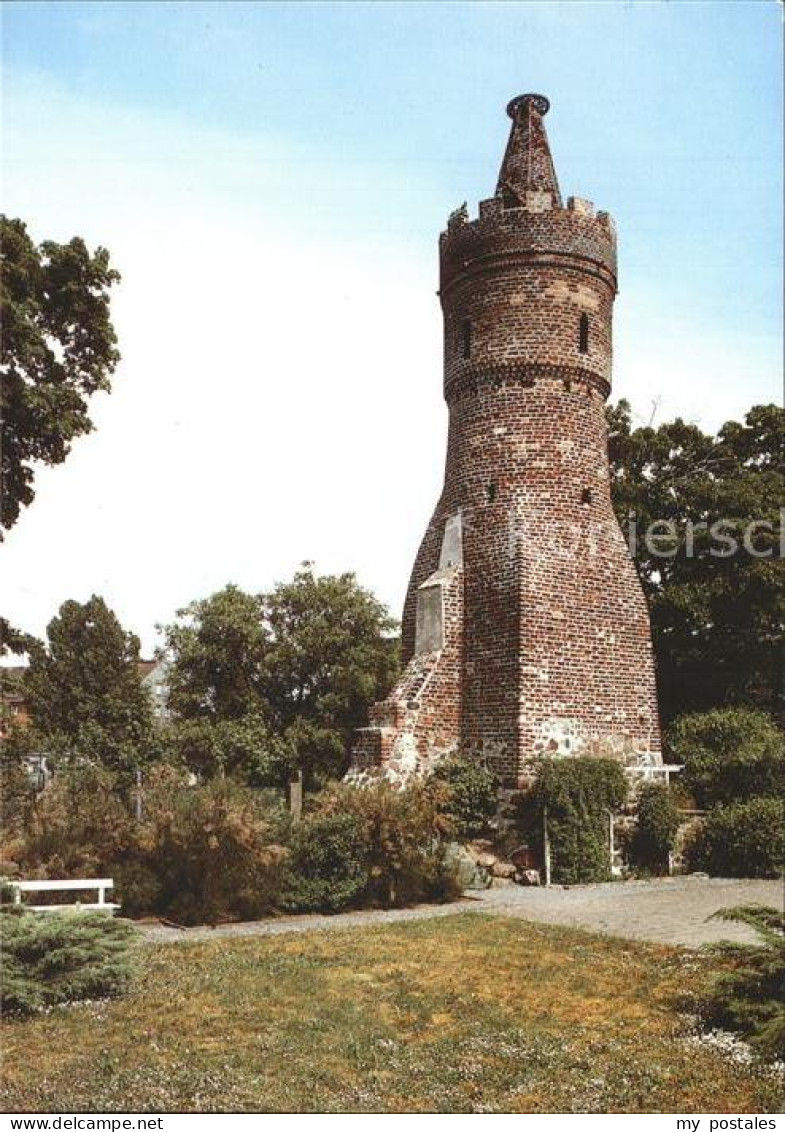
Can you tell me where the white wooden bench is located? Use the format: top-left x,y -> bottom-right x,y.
8,878 -> 120,914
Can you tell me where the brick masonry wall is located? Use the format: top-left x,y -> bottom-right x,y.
353,99 -> 661,786
350,566 -> 464,783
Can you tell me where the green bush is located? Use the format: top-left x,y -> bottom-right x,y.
533,758 -> 628,885
0,911 -> 137,1016
699,905 -> 785,1061
668,708 -> 784,808
0,743 -> 37,843
430,757 -> 498,839
630,783 -> 680,875
19,762 -> 134,880
281,812 -> 368,913
136,768 -> 288,925
318,779 -> 461,907
18,764 -> 289,925
0,755 -> 36,871
110,857 -> 164,920
685,797 -> 784,878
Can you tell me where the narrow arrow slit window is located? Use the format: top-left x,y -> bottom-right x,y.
579,313 -> 590,354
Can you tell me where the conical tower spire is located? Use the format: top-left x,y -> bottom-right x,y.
495,93 -> 562,208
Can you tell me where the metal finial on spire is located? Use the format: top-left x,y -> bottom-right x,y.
506,93 -> 550,119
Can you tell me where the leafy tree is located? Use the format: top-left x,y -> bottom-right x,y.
167,713 -> 295,786
163,568 -> 399,786
162,585 -> 294,785
26,595 -> 153,778
262,564 -> 399,783
608,402 -> 784,723
1,216 -> 120,533
667,707 -> 784,807
0,617 -> 37,659
164,585 -> 268,722
0,663 -> 27,739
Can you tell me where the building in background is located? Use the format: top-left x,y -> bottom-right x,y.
138,657 -> 171,722
0,666 -> 30,740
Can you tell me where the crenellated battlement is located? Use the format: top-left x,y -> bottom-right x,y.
439,196 -> 617,294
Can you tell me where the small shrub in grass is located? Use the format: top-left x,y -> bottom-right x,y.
685,797 -> 784,878
0,911 -> 137,1016
281,812 -> 368,913
630,783 -> 679,875
699,904 -> 785,1061
318,779 -> 460,907
430,757 -> 499,839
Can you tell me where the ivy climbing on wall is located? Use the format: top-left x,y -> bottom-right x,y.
532,758 -> 628,884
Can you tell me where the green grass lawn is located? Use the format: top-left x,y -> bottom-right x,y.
2,914 -> 782,1113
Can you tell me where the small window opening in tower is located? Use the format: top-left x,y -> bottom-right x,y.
487,482 -> 498,504
579,313 -> 590,354
462,320 -> 472,359
502,189 -> 522,210
581,488 -> 593,505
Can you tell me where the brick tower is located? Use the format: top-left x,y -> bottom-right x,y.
353,94 -> 661,787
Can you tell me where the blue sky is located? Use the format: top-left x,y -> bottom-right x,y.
1,1 -> 782,649
4,2 -> 782,310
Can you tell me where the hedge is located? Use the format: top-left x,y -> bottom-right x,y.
533,758 -> 628,885
685,797 -> 784,878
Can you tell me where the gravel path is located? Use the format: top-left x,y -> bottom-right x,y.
139,876 -> 783,949
475,876 -> 784,948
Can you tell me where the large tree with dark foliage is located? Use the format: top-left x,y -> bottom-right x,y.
0,216 -> 120,534
608,402 -> 784,724
26,595 -> 153,778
